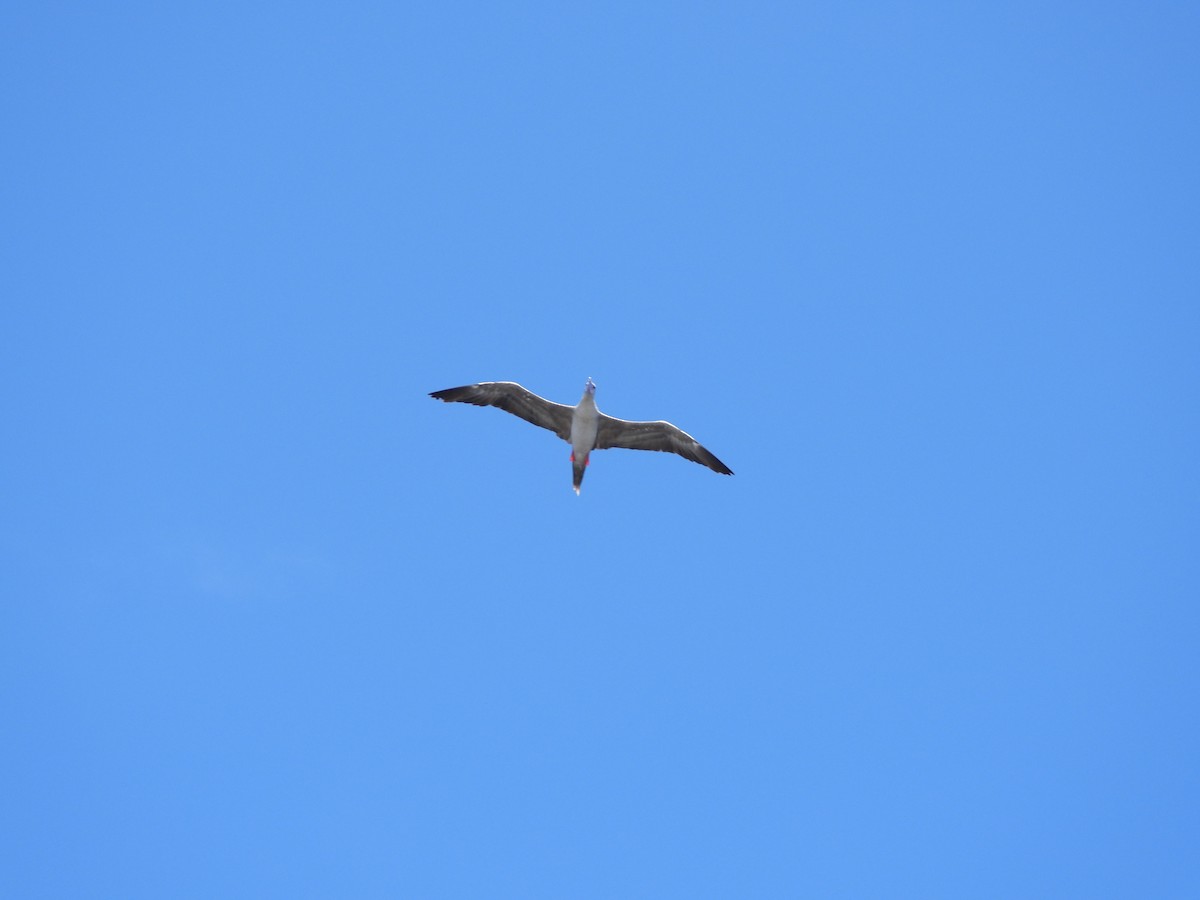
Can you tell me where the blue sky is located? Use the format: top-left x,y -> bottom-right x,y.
3,2 -> 1197,896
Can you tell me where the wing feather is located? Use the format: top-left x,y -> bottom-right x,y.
594,415 -> 733,475
429,382 -> 573,441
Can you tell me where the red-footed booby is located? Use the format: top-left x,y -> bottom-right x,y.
429,378 -> 733,494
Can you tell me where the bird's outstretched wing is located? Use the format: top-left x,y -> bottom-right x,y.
429,382 -> 574,442
594,415 -> 733,475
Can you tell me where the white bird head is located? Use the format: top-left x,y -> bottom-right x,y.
585,377 -> 596,396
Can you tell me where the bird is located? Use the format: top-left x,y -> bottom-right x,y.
429,378 -> 733,494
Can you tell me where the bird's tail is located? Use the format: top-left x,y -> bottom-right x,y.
572,455 -> 587,494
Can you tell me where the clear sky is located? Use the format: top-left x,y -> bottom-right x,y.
3,3 -> 1197,897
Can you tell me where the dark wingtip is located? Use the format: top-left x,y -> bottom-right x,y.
703,453 -> 734,476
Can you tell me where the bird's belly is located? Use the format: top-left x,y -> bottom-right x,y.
570,409 -> 599,456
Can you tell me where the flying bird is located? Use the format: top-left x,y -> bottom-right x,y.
429,378 -> 733,494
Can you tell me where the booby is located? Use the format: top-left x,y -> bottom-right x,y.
429,378 -> 733,494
